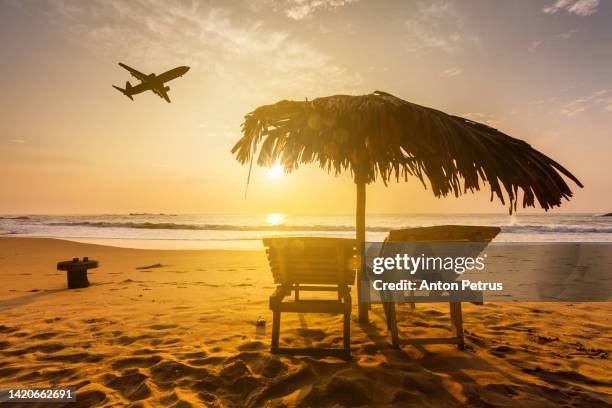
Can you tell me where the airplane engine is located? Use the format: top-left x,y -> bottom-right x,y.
164,86 -> 170,92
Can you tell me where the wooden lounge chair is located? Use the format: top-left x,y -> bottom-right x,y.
263,237 -> 357,359
380,225 -> 500,349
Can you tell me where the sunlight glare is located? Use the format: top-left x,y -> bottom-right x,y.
268,163 -> 284,178
266,213 -> 286,226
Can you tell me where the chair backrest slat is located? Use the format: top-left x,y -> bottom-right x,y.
386,225 -> 500,243
263,237 -> 357,286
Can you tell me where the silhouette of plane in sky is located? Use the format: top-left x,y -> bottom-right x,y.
112,63 -> 190,103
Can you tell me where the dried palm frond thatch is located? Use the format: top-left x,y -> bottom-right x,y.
232,91 -> 581,212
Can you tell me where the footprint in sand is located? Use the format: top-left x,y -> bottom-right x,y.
317,375 -> 373,407
491,345 -> 517,356
183,351 -> 208,359
4,342 -> 59,357
0,325 -> 19,334
38,352 -> 105,364
29,332 -> 59,340
113,334 -> 153,346
237,340 -> 266,352
133,348 -> 161,355
148,323 -> 178,330
260,358 -> 289,378
72,390 -> 107,407
160,391 -> 198,407
192,355 -> 225,366
105,371 -> 152,401
220,360 -> 261,395
149,359 -> 208,382
295,328 -> 326,342
111,355 -> 162,370
0,367 -> 21,378
82,318 -> 108,324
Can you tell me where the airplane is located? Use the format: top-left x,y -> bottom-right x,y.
112,63 -> 190,103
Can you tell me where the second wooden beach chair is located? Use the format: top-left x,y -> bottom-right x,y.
263,237 -> 357,359
379,225 -> 500,350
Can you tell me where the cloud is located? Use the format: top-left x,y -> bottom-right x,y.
440,67 -> 463,77
528,40 -> 542,53
9,139 -> 26,144
404,1 -> 479,54
462,112 -> 500,128
27,0 -> 362,97
542,0 -> 599,16
557,28 -> 579,39
283,0 -> 358,20
558,89 -> 612,117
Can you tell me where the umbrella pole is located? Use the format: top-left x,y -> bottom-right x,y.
356,180 -> 368,323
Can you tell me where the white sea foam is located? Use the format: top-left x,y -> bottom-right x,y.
0,213 -> 610,249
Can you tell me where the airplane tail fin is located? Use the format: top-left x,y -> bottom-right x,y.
112,81 -> 134,101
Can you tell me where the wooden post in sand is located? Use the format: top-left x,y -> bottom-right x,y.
57,257 -> 98,289
356,180 -> 368,324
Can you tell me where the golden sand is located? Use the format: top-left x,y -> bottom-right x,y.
0,237 -> 610,407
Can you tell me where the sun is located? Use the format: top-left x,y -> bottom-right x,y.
268,163 -> 284,178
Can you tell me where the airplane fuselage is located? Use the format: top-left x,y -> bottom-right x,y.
126,66 -> 189,96
113,63 -> 190,102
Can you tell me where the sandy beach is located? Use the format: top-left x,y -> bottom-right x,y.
0,237 -> 610,407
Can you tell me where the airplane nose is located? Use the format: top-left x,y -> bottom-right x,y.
182,66 -> 190,74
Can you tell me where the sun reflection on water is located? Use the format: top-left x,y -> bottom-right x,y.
266,213 -> 286,226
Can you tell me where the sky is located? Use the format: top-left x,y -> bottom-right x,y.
0,0 -> 610,215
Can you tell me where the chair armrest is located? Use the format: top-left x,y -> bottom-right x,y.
269,285 -> 291,309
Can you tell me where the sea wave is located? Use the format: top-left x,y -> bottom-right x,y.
43,221 -> 612,234
502,225 -> 612,234
47,221 -> 387,232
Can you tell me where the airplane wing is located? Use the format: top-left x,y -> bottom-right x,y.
118,63 -> 148,82
152,86 -> 171,103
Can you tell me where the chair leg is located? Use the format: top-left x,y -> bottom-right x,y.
382,302 -> 391,329
450,302 -> 465,350
271,309 -> 281,352
388,302 -> 400,348
341,291 -> 351,358
343,308 -> 351,357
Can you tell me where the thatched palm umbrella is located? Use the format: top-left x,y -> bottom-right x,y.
231,91 -> 582,322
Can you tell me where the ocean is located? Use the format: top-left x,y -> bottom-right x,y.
1,213 -> 610,250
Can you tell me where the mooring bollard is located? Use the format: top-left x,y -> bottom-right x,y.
57,257 -> 99,289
